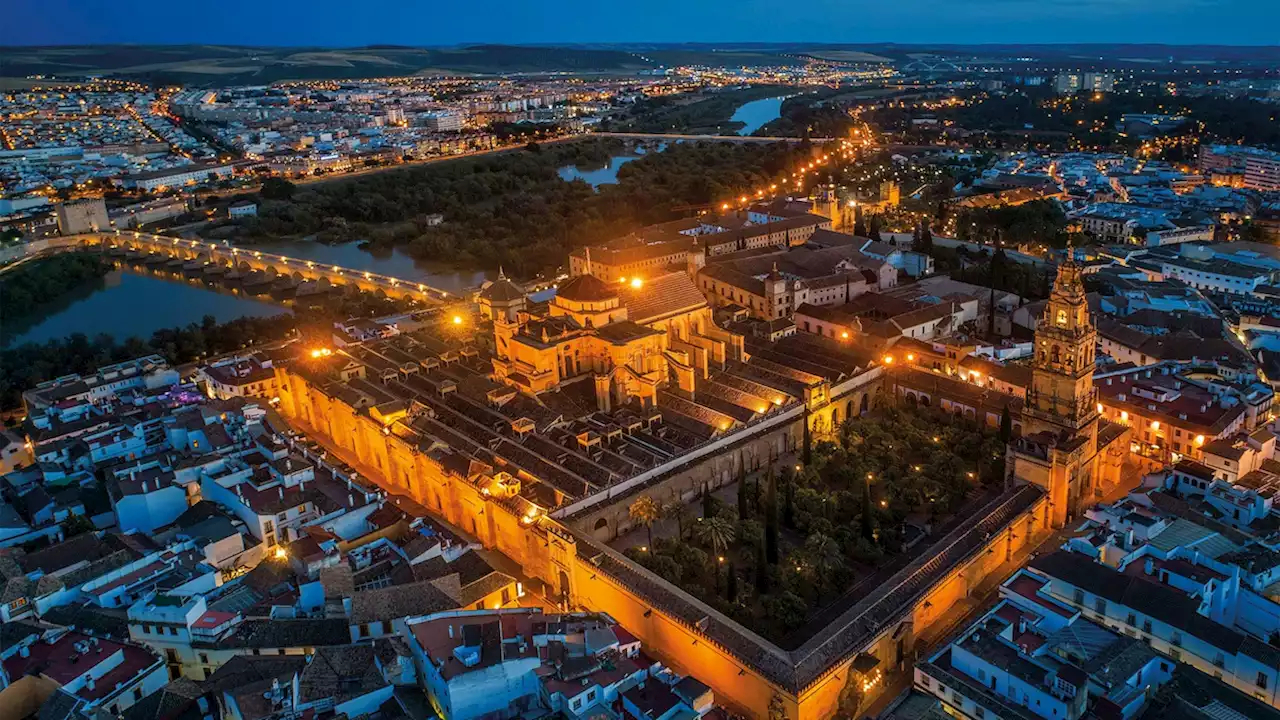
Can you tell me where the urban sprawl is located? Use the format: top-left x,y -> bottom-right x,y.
2,53 -> 1280,720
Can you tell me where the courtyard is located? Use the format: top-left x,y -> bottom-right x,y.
619,406 -> 1010,645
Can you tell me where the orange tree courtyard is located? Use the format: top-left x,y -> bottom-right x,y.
624,406 -> 1010,644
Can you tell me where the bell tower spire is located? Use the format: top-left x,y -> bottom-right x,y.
1027,254 -> 1097,432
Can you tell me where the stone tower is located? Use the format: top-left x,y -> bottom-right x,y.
1026,257 -> 1099,438
1011,253 -> 1103,528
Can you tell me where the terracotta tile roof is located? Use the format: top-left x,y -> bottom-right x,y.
623,272 -> 707,325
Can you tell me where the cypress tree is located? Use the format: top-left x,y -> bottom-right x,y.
765,473 -> 780,564
727,563 -> 739,602
802,417 -> 813,465
783,476 -> 796,529
861,473 -> 875,543
737,472 -> 748,520
755,542 -> 769,593
701,483 -> 713,519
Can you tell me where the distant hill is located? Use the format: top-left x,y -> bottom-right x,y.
0,44 -> 657,85
2,43 -> 1276,86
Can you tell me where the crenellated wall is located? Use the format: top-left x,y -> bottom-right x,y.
272,361 -> 1053,720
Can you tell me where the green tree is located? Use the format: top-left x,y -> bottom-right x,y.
860,472 -> 875,543
783,475 -> 796,529
804,532 -> 843,575
918,223 -> 934,254
737,473 -> 749,520
755,541 -> 769,593
628,495 -> 662,549
762,591 -> 808,631
61,515 -> 95,538
726,562 -> 739,602
668,501 -> 691,541
695,515 -> 736,556
764,473 -> 780,565
259,177 -> 296,201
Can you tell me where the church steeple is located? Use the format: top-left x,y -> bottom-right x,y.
1027,253 -> 1098,432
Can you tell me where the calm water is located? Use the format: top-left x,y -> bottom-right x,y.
556,142 -> 667,189
241,240 -> 489,294
557,155 -> 639,188
731,96 -> 788,136
4,270 -> 291,347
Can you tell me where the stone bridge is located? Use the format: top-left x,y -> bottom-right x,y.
80,231 -> 458,303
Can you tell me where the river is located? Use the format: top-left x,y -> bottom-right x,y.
730,96 -> 788,136
557,155 -> 639,188
556,141 -> 669,189
3,269 -> 291,348
240,239 -> 490,294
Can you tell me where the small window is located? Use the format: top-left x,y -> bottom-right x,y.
1259,672 -> 1269,690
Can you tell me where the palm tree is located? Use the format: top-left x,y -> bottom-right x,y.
805,532 -> 843,575
629,495 -> 662,548
695,515 -> 736,556
667,501 -> 691,541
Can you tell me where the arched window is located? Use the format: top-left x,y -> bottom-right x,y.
1051,345 -> 1061,364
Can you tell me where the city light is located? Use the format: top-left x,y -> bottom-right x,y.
452,315 -> 464,325
630,277 -> 643,289
309,348 -> 332,359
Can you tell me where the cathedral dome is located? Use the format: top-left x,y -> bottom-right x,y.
556,273 -> 618,304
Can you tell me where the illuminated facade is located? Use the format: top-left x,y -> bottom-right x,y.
490,268 -> 736,408
1009,257 -> 1129,527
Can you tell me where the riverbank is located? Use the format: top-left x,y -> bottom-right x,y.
0,252 -> 113,343
606,85 -> 795,136
213,139 -> 816,279
0,248 -> 431,410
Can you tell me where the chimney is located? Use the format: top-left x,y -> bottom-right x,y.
448,625 -> 454,639
278,487 -> 284,500
347,493 -> 354,507
1144,558 -> 1154,575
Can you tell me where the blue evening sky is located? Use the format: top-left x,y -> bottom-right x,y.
4,0 -> 1278,46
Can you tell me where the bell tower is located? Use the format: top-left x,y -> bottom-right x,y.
1011,252 -> 1104,529
1026,256 -> 1098,435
